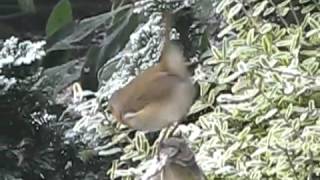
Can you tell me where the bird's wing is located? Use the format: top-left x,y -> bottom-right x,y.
126,72 -> 182,113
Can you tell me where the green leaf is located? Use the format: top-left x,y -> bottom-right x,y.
199,82 -> 211,97
299,0 -> 311,3
238,126 -> 251,139
278,7 -> 290,17
211,45 -> 223,60
227,3 -> 242,20
301,50 -> 320,57
274,28 -> 287,41
307,17 -> 320,29
275,40 -> 291,47
271,52 -> 292,60
277,0 -> 290,8
290,30 -> 301,52
231,17 -> 248,29
222,38 -> 228,60
216,0 -> 234,13
252,1 -> 268,17
230,46 -> 258,60
188,100 -> 211,115
246,28 -> 255,45
285,103 -> 293,119
260,23 -> 273,34
301,4 -> 316,14
218,24 -> 234,38
261,35 -> 272,54
308,100 -> 315,111
263,7 -> 275,16
306,29 -> 320,38
46,0 -> 73,37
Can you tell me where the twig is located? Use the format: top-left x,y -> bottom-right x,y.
235,0 -> 260,31
268,0 -> 289,28
276,144 -> 299,180
311,0 -> 320,12
307,150 -> 315,180
289,1 -> 300,25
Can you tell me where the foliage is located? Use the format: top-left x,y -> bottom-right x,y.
193,0 -> 320,178
3,0 -> 319,179
65,0 -> 320,180
0,1 -> 142,179
0,37 -> 109,180
0,37 -> 57,179
0,37 -> 45,92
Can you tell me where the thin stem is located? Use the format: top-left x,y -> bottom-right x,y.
307,150 -> 315,180
268,0 -> 289,28
289,2 -> 300,25
276,144 -> 299,180
311,0 -> 320,11
236,0 -> 260,31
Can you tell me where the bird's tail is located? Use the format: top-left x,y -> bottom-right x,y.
160,12 -> 189,78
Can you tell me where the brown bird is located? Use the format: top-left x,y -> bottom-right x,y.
144,137 -> 207,180
108,13 -> 195,132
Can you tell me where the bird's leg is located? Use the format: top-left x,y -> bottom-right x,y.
167,122 -> 179,137
157,126 -> 171,161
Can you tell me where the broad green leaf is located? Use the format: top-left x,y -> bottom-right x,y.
46,0 -> 73,37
